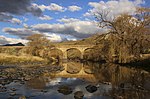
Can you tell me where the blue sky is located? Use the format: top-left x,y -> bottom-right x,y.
0,0 -> 149,44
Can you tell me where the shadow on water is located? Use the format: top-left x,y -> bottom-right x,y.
85,62 -> 150,99
119,58 -> 150,72
0,61 -> 150,99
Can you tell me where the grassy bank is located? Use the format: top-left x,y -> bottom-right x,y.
0,53 -> 48,66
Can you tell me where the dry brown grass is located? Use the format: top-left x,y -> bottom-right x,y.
0,53 -> 47,65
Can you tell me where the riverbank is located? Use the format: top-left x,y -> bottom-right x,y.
0,53 -> 48,66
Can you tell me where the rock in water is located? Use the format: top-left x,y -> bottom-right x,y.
41,89 -> 48,93
85,85 -> 97,93
10,88 -> 17,91
74,91 -> 84,99
57,85 -> 72,95
10,92 -> 16,96
19,96 -> 26,99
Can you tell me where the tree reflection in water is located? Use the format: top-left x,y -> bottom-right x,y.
85,62 -> 150,99
25,61 -> 150,99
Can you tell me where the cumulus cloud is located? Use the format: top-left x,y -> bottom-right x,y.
28,3 -> 43,16
2,28 -> 40,39
39,15 -> 53,20
44,33 -> 62,42
57,18 -> 80,23
11,18 -> 22,24
31,20 -> 105,38
0,0 -> 42,16
0,12 -> 13,22
23,23 -> 29,29
68,5 -> 82,12
0,0 -> 42,24
45,33 -> 77,42
0,12 -> 22,24
0,35 -> 28,45
84,0 -> 144,18
2,27 -> 74,42
2,28 -> 76,43
2,18 -> 105,40
83,12 -> 91,17
0,36 -> 9,44
37,3 -> 66,12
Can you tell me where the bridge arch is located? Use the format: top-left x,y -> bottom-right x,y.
55,45 -> 94,60
83,48 -> 94,60
49,48 -> 63,60
66,62 -> 83,74
66,48 -> 82,60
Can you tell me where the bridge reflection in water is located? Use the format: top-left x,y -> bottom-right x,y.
46,61 -> 97,82
28,61 -> 150,99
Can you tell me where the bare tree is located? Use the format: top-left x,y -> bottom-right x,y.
27,34 -> 54,57
95,7 -> 150,63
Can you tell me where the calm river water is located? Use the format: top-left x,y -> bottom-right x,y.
0,61 -> 150,99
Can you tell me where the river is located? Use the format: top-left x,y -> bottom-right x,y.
0,61 -> 150,99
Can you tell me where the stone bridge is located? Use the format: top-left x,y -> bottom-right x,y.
55,44 -> 94,59
0,44 -> 95,59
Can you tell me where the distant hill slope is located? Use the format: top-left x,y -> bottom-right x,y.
74,34 -> 106,45
3,42 -> 25,46
54,34 -> 107,46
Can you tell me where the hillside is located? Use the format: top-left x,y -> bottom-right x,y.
2,42 -> 25,46
54,33 -> 107,46
74,34 -> 107,45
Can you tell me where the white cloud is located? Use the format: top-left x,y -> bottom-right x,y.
68,5 -> 82,12
31,20 -> 106,38
37,4 -> 47,11
45,33 -> 77,42
0,35 -> 9,44
88,2 -> 102,8
3,19 -> 105,40
0,13 -> 22,25
23,23 -> 29,29
134,0 -> 145,5
84,0 -> 144,18
2,26 -> 77,42
39,15 -> 53,20
0,12 -> 12,22
2,28 -> 40,39
83,12 -> 91,17
11,18 -> 22,24
37,3 -> 66,12
0,35 -> 28,45
57,18 -> 80,23
44,33 -> 62,42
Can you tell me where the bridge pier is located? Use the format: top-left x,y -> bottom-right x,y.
62,50 -> 67,60
80,50 -> 85,59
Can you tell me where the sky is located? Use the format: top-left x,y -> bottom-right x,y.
0,0 -> 149,45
